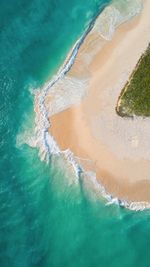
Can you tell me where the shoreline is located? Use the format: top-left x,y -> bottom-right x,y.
42,0 -> 150,208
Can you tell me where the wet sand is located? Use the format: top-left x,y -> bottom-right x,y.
49,0 -> 150,202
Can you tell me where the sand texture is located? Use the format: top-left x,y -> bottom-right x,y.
48,0 -> 150,202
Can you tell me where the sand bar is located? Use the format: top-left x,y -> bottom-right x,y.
49,0 -> 150,202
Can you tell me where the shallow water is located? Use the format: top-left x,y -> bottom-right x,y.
1,0 -> 150,267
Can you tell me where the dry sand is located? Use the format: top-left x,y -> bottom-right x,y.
49,0 -> 150,202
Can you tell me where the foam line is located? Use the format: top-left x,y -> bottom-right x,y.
35,9 -> 106,162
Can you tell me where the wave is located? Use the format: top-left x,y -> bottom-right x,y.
33,0 -> 150,211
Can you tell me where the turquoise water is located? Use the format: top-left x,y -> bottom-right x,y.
1,0 -> 150,267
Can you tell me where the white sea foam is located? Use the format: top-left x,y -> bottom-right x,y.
16,130 -> 37,148
46,76 -> 89,116
94,0 -> 143,40
83,170 -> 150,211
33,12 -> 97,162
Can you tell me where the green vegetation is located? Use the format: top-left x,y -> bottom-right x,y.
116,44 -> 150,117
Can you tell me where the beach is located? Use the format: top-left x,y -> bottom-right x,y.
4,0 -> 150,265
48,0 -> 150,203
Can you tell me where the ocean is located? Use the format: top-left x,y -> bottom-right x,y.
0,0 -> 150,267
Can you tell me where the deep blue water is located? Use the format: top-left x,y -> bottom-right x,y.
1,1 -> 150,267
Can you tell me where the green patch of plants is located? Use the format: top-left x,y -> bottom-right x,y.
116,44 -> 150,117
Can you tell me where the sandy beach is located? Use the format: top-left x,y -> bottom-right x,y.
48,0 -> 150,202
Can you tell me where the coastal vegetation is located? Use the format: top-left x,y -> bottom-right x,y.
116,44 -> 150,117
